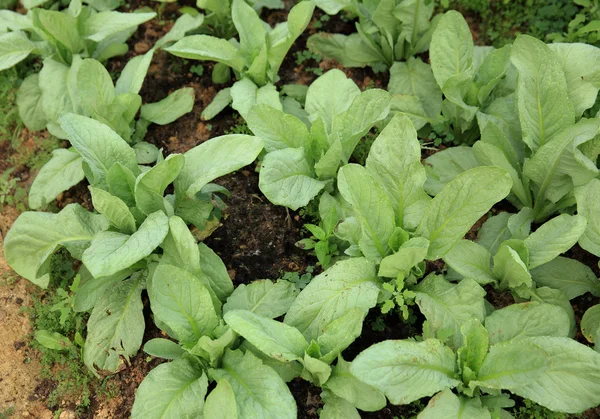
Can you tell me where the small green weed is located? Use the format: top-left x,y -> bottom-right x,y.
0,168 -> 26,213
295,50 -> 323,75
281,266 -> 315,290
190,64 -> 204,77
0,406 -> 15,419
225,115 -> 253,135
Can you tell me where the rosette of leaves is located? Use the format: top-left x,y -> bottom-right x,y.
131,257 -> 386,418
308,0 -> 439,70
3,114 -> 264,374
165,0 -> 315,119
424,32 -> 600,255
245,69 -> 391,211
2,9 -> 204,141
351,283 -> 600,416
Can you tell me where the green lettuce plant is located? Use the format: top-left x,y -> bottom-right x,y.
131,257 -> 385,418
352,286 -> 600,416
165,0 -> 315,119
3,114 -> 263,374
308,0 -> 439,70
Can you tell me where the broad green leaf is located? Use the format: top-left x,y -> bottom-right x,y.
331,89 -> 391,160
476,212 -> 512,255
388,58 -> 442,130
191,327 -> 236,367
133,142 -> 159,165
198,243 -> 234,301
60,114 -> 138,187
106,162 -> 137,207
511,35 -> 574,151
418,390 -> 491,419
418,166 -> 512,260
366,113 -> 431,229
457,319 -> 488,379
305,69 -> 360,132
351,339 -> 460,405
225,310 -> 308,362
549,43 -> 600,118
39,59 -> 74,135
201,87 -> 231,120
492,242 -> 532,289
33,10 -> 81,53
378,237 -> 429,279
175,134 -> 263,197
149,264 -> 219,344
77,59 -> 115,118
165,35 -> 245,72
115,50 -> 154,95
4,204 -> 108,288
89,186 -> 135,234
482,337 -> 600,413
143,338 -> 185,360
414,275 -> 486,348
306,32 -> 382,68
302,351 -> 331,386
430,11 -> 473,89
317,308 -> 364,364
230,79 -> 282,120
523,118 -> 600,204
320,393 -> 361,419
161,216 -> 200,273
284,258 -> 380,341
223,280 -> 297,318
423,147 -> 480,196
203,379 -> 238,419
258,147 -> 325,210
323,357 -> 386,412
84,11 -> 156,43
135,154 -> 185,215
29,149 -> 84,209
338,164 -> 396,261
575,178 -> 600,257
84,275 -> 144,374
530,257 -> 600,299
231,0 -> 265,63
210,350 -> 296,419
35,330 -> 72,351
485,302 -> 570,345
581,305 -> 600,349
0,31 -> 34,71
154,14 -> 205,49
246,104 -> 311,152
240,340 -> 303,382
312,0 -> 352,14
131,359 -> 207,419
524,214 -> 586,269
17,73 -> 47,131
140,87 -> 195,125
82,210 -> 169,278
443,240 -> 495,285
73,267 -> 134,312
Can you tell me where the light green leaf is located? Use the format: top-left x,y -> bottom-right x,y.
84,11 -> 156,43
524,214 -> 586,269
73,267 -> 134,313
246,104 -> 311,152
84,275 -> 144,374
40,59 -> 74,135
511,35 -> 574,151
323,357 -> 386,412
82,210 -> 169,278
4,204 -> 108,288
443,240 -> 494,285
33,9 -> 81,53
284,258 -> 380,341
17,73 -> 47,131
530,256 -> 600,299
210,350 -> 297,419
485,302 -> 571,345
492,242 -> 532,289
89,186 -> 135,234
581,305 -> 600,349
307,32 -> 382,68
201,87 -> 231,120
29,149 -> 84,210
35,330 -> 72,351
135,154 -> 185,215
258,147 -> 325,211
225,310 -> 308,362
418,166 -> 512,260
305,69 -> 360,132
154,14 -> 205,49
0,31 -> 34,71
175,134 -> 263,197
414,275 -> 486,349
131,359 -> 207,419
149,264 -> 219,344
223,279 -> 298,318
165,35 -> 245,72
77,59 -> 115,119
378,237 -> 429,279
232,0 -> 265,63
115,50 -> 154,95
198,243 -> 234,301
338,164 -> 396,261
350,339 -> 460,405
418,390 -> 491,419
204,379 -> 238,419
143,338 -> 185,360
140,87 -> 195,125
60,114 -> 138,187
317,308 -> 364,364
423,147 -> 480,196
476,212 -> 512,255
575,178 -> 600,257
230,79 -> 282,120
320,393 -> 361,419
